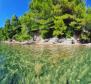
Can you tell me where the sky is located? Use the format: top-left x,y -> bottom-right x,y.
0,0 -> 30,27
0,0 -> 91,27
86,0 -> 91,7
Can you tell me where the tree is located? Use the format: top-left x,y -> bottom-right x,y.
85,8 -> 91,31
11,15 -> 21,32
11,15 -> 19,28
19,13 -> 32,34
3,19 -> 11,40
15,24 -> 30,41
0,28 -> 4,40
30,0 -> 53,38
29,0 -> 86,38
8,15 -> 21,40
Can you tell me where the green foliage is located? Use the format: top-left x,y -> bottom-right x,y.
66,31 -> 73,38
1,16 -> 22,40
19,13 -> 32,31
15,25 -> 31,41
85,14 -> 91,31
53,17 -> 67,37
11,15 -> 21,34
29,0 -> 86,39
0,28 -> 4,40
3,19 -> 11,40
11,15 -> 19,28
80,32 -> 90,43
87,7 -> 91,14
40,30 -> 49,39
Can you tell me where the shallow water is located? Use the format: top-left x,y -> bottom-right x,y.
0,43 -> 91,84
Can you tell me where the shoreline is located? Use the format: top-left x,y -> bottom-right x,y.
1,40 -> 91,47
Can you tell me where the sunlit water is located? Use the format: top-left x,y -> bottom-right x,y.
0,43 -> 91,84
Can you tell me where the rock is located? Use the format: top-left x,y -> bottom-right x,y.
72,39 -> 75,44
43,39 -> 50,42
58,38 -> 65,43
71,37 -> 79,44
49,37 -> 59,43
61,38 -> 73,44
21,40 -> 34,45
26,41 -> 34,45
60,37 -> 79,44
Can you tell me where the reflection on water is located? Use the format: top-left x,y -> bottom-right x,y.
0,43 -> 91,84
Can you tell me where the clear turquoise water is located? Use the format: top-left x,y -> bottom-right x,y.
0,43 -> 91,84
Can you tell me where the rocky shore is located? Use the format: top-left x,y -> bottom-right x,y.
2,37 -> 91,46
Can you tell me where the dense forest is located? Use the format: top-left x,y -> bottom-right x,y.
0,0 -> 91,43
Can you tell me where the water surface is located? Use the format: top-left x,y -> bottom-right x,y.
0,43 -> 91,84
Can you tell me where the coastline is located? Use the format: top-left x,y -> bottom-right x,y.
1,40 -> 91,47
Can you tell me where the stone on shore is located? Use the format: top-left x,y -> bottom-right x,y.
43,39 -> 50,42
58,38 -> 65,43
21,40 -> 34,45
48,37 -> 59,44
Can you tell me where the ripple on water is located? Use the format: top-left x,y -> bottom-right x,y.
0,43 -> 91,84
